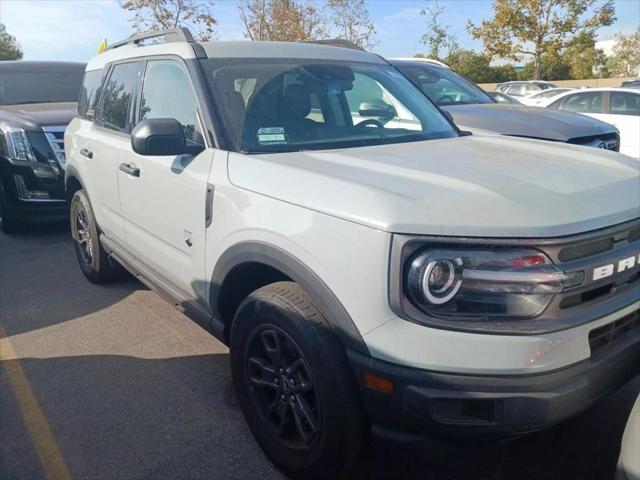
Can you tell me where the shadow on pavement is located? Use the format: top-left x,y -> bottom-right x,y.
0,222 -> 147,336
1,351 -> 637,480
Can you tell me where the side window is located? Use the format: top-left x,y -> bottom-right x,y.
524,84 -> 541,95
345,73 -> 383,113
345,72 -> 419,129
506,84 -> 523,96
78,69 -> 103,119
609,92 -> 640,116
100,62 -> 141,133
140,60 -> 203,145
559,92 -> 603,114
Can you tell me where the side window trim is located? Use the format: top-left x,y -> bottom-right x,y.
96,60 -> 143,136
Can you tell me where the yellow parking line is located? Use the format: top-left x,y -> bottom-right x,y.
0,324 -> 72,480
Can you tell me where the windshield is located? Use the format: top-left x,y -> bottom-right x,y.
202,59 -> 457,153
0,64 -> 85,105
393,62 -> 494,106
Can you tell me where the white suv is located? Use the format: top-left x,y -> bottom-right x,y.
65,28 -> 640,479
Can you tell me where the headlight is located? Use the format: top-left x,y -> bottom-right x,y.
405,248 -> 583,319
0,122 -> 37,162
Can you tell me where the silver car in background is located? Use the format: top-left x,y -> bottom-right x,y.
391,59 -> 621,152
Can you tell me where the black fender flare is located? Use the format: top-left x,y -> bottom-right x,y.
64,165 -> 85,195
210,241 -> 369,355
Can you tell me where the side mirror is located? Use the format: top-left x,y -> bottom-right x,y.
131,118 -> 191,156
358,100 -> 397,119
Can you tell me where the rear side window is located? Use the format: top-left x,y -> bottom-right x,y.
557,92 -> 603,114
609,92 -> 640,116
78,70 -> 103,119
100,62 -> 141,133
524,84 -> 541,95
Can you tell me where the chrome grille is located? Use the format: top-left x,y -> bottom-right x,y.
42,125 -> 66,168
568,132 -> 620,152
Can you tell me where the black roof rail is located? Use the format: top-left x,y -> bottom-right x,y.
305,39 -> 365,51
105,27 -> 194,51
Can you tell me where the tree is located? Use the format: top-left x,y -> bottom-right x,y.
420,0 -> 458,61
518,50 -> 572,80
0,23 -> 23,61
443,49 -> 518,83
327,0 -> 376,49
561,32 -> 606,79
239,0 -> 325,42
609,28 -> 640,77
468,0 -> 615,80
120,0 -> 217,41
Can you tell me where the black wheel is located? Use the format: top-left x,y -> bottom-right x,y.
0,183 -> 20,234
70,190 -> 122,283
230,282 -> 368,480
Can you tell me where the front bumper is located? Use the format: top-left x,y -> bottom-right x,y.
349,308 -> 640,442
0,156 -> 68,223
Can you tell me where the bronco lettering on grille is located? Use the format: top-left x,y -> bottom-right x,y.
593,254 -> 640,281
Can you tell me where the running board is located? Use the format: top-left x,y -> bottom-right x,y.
100,234 -> 226,342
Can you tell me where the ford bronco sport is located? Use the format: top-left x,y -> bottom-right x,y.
65,28 -> 640,479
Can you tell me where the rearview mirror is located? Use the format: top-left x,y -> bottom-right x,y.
131,118 -> 195,156
358,100 -> 397,119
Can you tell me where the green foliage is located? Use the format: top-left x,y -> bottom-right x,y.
609,28 -> 640,77
0,23 -> 23,61
420,0 -> 458,61
120,0 -> 217,41
443,49 -> 518,83
468,0 -> 615,79
327,0 -> 377,49
239,0 -> 325,41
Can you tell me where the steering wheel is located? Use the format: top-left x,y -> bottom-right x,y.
438,95 -> 455,104
354,119 -> 385,129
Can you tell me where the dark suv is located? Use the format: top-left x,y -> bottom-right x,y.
0,61 -> 85,233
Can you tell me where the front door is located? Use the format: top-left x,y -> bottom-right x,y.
118,59 -> 214,300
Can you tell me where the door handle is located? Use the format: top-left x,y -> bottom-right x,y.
80,148 -> 93,159
119,163 -> 140,177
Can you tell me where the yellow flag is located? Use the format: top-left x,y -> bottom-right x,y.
97,38 -> 108,54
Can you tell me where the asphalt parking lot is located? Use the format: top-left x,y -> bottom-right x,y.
1,222 -> 638,480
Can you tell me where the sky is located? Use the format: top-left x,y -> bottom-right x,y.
1,0 -> 639,63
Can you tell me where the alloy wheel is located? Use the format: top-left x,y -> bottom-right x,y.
75,207 -> 93,265
245,324 -> 322,450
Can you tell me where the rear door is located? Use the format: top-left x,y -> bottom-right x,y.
603,91 -> 640,157
118,58 -> 214,298
85,61 -> 143,243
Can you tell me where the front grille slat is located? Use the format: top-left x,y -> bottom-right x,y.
589,309 -> 640,353
42,125 -> 66,167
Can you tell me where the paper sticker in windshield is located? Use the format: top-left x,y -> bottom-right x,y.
257,127 -> 288,145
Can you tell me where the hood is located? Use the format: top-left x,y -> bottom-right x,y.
442,104 -> 616,141
228,135 -> 640,238
0,102 -> 78,130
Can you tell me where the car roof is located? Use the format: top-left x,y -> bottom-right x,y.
555,87 -> 639,94
0,60 -> 86,69
389,57 -> 450,68
86,39 -> 385,71
498,80 -> 555,85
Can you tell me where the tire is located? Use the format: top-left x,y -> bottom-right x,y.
230,281 -> 368,480
0,183 -> 20,234
70,190 -> 122,283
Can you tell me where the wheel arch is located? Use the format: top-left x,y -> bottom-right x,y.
210,241 -> 369,355
64,166 -> 85,204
